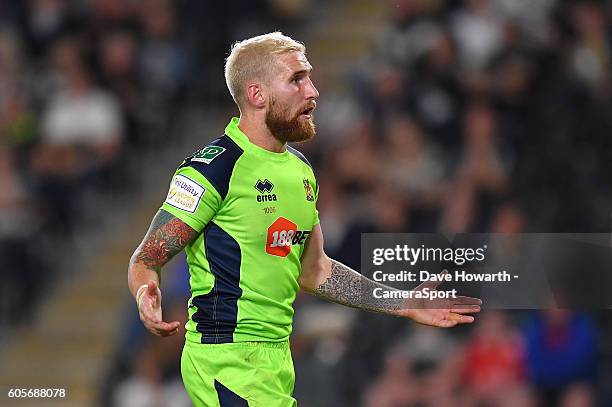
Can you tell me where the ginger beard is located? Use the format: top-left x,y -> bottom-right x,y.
265,96 -> 316,143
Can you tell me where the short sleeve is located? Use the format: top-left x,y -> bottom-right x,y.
160,165 -> 222,233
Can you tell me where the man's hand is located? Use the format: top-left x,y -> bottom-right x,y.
399,271 -> 482,328
137,280 -> 181,337
128,210 -> 198,337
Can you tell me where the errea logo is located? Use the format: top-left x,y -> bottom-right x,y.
255,179 -> 274,193
255,179 -> 277,202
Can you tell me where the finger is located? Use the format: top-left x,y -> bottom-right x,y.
453,296 -> 482,305
436,319 -> 457,328
150,320 -> 181,333
168,320 -> 181,330
155,321 -> 181,331
450,305 -> 481,314
447,313 -> 474,324
450,304 -> 481,312
158,326 -> 180,337
160,327 -> 180,337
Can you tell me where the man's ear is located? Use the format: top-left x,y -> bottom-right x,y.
246,83 -> 266,109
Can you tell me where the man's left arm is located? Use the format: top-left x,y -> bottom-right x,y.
299,225 -> 481,328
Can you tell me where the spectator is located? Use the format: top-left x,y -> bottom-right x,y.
457,101 -> 509,195
363,347 -> 420,407
451,0 -> 504,72
137,0 -> 191,144
375,0 -> 443,69
379,115 -> 447,205
559,382 -> 595,407
523,310 -> 598,405
139,0 -> 190,96
97,29 -> 140,147
410,28 -> 462,148
568,1 -> 611,93
112,339 -> 191,407
462,311 -> 526,403
31,36 -> 123,231
0,147 -> 41,324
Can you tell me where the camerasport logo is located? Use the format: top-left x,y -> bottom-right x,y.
266,217 -> 311,257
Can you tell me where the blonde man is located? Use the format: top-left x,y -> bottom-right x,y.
128,32 -> 481,406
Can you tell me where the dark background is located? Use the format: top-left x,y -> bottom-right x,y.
1,0 -> 611,405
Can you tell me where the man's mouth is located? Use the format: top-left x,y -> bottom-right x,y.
299,105 -> 316,119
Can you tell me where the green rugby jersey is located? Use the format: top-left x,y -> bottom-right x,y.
161,118 -> 319,344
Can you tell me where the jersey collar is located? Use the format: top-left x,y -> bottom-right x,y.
225,117 -> 291,162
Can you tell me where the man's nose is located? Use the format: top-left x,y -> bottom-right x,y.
305,77 -> 319,100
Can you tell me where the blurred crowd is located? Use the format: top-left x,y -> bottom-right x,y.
2,0 -> 612,406
0,0 -> 186,326
0,0 -> 298,327
297,0 -> 612,406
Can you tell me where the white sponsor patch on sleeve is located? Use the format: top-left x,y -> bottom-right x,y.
164,174 -> 205,213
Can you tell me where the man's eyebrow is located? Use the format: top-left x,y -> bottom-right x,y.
291,67 -> 313,77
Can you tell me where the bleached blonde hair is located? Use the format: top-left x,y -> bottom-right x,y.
224,32 -> 306,108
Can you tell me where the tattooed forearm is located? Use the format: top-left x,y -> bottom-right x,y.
313,259 -> 405,315
132,210 -> 198,270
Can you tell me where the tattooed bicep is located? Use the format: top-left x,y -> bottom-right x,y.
133,209 -> 199,269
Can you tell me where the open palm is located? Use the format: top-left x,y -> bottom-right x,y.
398,271 -> 482,328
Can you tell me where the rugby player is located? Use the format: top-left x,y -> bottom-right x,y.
127,32 -> 481,406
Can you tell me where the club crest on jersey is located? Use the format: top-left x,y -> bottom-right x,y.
191,146 -> 226,164
255,179 -> 277,202
303,178 -> 314,201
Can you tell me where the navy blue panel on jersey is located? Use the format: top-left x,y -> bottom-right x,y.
192,222 -> 242,344
180,135 -> 243,200
287,145 -> 317,194
215,380 -> 248,407
287,145 -> 312,168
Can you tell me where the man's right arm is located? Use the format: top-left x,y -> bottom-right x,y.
128,209 -> 199,336
131,151 -> 225,335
